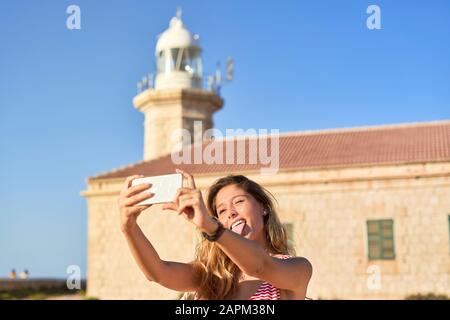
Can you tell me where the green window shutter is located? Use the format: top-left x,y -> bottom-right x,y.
367,219 -> 395,260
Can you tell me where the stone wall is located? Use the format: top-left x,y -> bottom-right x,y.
82,161 -> 450,299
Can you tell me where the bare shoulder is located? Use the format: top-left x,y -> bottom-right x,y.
270,254 -> 313,281
272,254 -> 313,299
288,256 -> 313,276
272,254 -> 313,268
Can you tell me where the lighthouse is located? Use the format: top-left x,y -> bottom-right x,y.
133,10 -> 224,161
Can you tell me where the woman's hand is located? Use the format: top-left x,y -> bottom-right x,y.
163,169 -> 217,234
118,175 -> 154,233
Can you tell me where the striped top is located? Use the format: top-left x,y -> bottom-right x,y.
248,255 -> 292,300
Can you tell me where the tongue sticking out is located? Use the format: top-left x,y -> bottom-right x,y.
231,222 -> 246,235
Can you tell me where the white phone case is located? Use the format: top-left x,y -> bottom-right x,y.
131,173 -> 183,206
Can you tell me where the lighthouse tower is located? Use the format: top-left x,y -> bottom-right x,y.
133,10 -> 224,161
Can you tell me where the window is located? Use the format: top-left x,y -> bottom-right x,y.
156,47 -> 202,77
366,219 -> 395,260
156,50 -> 166,74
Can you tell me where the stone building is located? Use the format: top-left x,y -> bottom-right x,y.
81,13 -> 450,299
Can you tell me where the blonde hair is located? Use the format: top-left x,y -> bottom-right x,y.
185,175 -> 294,300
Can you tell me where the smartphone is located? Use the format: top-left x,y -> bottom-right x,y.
131,173 -> 183,206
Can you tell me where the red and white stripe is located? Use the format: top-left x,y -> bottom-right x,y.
248,254 -> 292,300
249,281 -> 281,300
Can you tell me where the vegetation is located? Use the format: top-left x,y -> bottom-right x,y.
405,293 -> 450,300
0,287 -> 98,300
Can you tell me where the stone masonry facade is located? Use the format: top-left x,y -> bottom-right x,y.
82,161 -> 450,299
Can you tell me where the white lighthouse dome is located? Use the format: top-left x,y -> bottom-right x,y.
155,16 -> 199,53
154,11 -> 203,90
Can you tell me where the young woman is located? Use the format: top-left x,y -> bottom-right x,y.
118,168 -> 312,300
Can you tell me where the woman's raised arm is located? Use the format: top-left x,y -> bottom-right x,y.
119,175 -> 201,293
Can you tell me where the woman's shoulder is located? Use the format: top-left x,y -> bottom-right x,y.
270,254 -> 313,270
270,253 -> 294,260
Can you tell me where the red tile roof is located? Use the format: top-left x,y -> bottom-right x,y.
89,120 -> 450,180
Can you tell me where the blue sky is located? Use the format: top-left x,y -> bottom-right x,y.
0,0 -> 449,278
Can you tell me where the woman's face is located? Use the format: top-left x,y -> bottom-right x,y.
214,184 -> 267,244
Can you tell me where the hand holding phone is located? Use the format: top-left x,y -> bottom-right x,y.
131,173 -> 183,206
